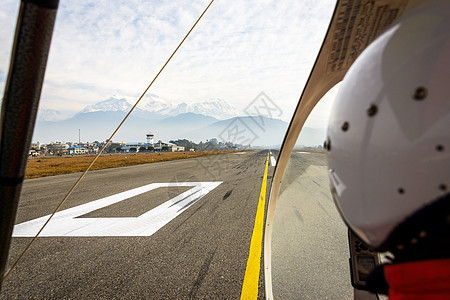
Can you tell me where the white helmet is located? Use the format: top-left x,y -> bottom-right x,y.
326,0 -> 450,249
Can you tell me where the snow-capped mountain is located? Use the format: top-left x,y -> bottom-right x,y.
166,99 -> 243,120
136,94 -> 173,115
36,109 -> 71,121
79,95 -> 243,120
82,97 -> 132,113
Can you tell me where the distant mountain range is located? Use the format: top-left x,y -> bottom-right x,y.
79,94 -> 243,120
33,96 -> 326,147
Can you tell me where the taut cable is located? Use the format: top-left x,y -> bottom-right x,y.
2,0 -> 216,284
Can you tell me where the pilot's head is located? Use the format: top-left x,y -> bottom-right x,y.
326,0 -> 450,259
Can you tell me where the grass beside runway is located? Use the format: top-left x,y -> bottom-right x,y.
26,150 -> 243,179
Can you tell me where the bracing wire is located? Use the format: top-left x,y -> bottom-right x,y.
1,0 -> 216,283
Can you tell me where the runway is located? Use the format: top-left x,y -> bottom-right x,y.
2,150 -> 275,299
1,150 -> 353,299
271,151 -> 352,299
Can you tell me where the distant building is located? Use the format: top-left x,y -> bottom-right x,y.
120,146 -> 136,153
120,142 -> 142,153
120,142 -> 141,153
146,132 -> 154,145
68,146 -> 87,155
154,140 -> 164,151
169,144 -> 185,152
154,141 -> 184,152
29,150 -> 39,157
107,132 -> 184,153
47,143 -> 69,154
106,142 -> 126,153
139,143 -> 154,152
140,132 -> 155,152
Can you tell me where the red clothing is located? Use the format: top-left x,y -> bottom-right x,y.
384,259 -> 450,299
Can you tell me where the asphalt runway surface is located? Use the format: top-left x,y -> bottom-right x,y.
271,151 -> 353,299
1,150 -> 275,299
1,150 -> 354,299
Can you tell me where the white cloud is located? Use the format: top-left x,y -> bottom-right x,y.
0,0 -> 336,123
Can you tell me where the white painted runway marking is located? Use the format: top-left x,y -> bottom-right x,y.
297,151 -> 310,154
13,182 -> 222,237
270,155 -> 276,167
268,151 -> 276,166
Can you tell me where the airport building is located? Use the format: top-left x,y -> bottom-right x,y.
139,132 -> 155,152
154,141 -> 184,152
119,132 -> 184,152
121,142 -> 143,153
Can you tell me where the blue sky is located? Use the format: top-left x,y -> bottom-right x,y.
0,0 -> 338,127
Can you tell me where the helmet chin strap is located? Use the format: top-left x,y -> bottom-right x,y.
382,193 -> 450,262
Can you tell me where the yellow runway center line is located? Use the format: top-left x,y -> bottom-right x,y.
241,152 -> 270,299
